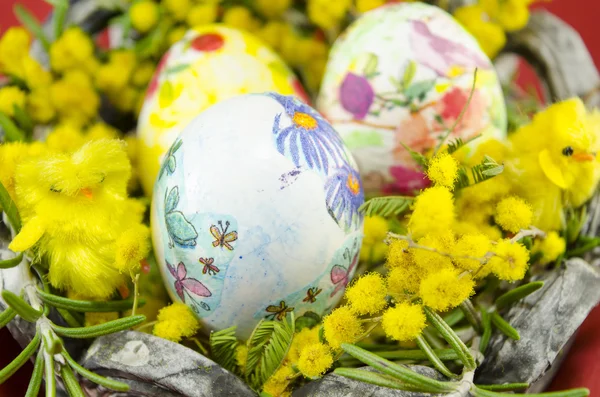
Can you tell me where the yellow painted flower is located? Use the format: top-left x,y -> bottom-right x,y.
355,0 -> 386,13
153,302 -> 200,342
0,86 -> 26,117
323,306 -> 363,349
297,343 -> 333,378
255,0 -> 291,19
345,273 -> 387,315
0,27 -> 30,77
427,152 -> 459,189
381,303 -> 426,342
419,267 -> 475,311
187,4 -> 219,27
164,0 -> 191,21
533,231 -> 566,264
50,27 -> 98,74
488,239 -> 530,281
130,0 -> 159,33
452,233 -> 491,271
263,363 -> 294,396
494,196 -> 533,233
408,186 -> 455,239
288,327 -> 320,363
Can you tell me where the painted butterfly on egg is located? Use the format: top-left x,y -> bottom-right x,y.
210,220 -> 238,250
164,186 -> 198,248
166,260 -> 211,311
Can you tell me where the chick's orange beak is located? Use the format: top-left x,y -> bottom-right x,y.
81,188 -> 93,199
572,152 -> 596,162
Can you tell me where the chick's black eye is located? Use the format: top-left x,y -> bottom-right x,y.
50,186 -> 61,193
562,146 -> 574,156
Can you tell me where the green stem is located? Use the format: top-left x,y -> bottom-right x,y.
51,315 -> 145,338
415,335 -> 457,379
56,308 -> 83,328
0,307 -> 16,328
60,363 -> 86,397
0,112 -> 26,142
134,320 -> 157,332
459,300 -> 482,332
334,367 -> 432,393
0,180 -> 22,232
490,312 -> 520,340
442,307 -> 465,327
476,382 -> 529,391
342,348 -> 458,363
422,326 -> 445,349
24,350 -> 44,397
0,253 -> 23,269
472,385 -> 589,397
423,307 -> 476,370
62,348 -> 130,392
37,289 -> 144,312
131,273 -> 140,316
44,351 -> 56,397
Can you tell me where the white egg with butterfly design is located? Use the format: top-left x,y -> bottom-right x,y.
151,93 -> 364,338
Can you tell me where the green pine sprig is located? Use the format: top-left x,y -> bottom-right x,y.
359,196 -> 413,218
209,325 -> 240,374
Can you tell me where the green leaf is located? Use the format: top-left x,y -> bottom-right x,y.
455,155 -> 504,189
423,307 -> 476,370
334,368 -> 427,392
0,180 -> 22,232
12,105 -> 34,136
25,350 -> 44,397
404,80 -> 435,102
446,134 -> 482,154
44,351 -> 56,397
472,385 -> 589,397
402,61 -> 417,89
1,290 -> 42,323
62,349 -> 129,391
479,308 -> 492,354
245,314 -> 295,389
44,0 -> 69,38
363,53 -> 378,77
0,332 -> 40,383
415,335 -> 457,379
0,111 -> 26,142
165,64 -> 191,75
359,196 -> 413,217
37,289 -> 144,312
60,363 -> 86,397
0,253 -> 23,269
340,343 -> 457,393
209,326 -> 239,374
476,383 -> 528,391
399,141 -> 428,169
13,5 -> 51,51
56,308 -> 83,328
495,282 -> 544,310
442,308 -> 464,327
295,311 -> 321,331
0,307 -> 17,328
490,312 -> 520,340
459,300 -> 482,332
51,315 -> 145,338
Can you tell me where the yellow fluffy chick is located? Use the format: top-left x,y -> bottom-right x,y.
506,98 -> 600,231
9,139 -> 149,299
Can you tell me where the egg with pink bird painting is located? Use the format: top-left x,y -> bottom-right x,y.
317,2 -> 507,195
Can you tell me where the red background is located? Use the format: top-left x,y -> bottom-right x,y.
0,0 -> 599,395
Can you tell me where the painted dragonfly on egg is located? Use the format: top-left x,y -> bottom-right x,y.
199,257 -> 219,276
158,138 -> 183,180
303,287 -> 322,303
330,245 -> 359,297
265,300 -> 294,321
164,186 -> 198,248
166,260 -> 211,311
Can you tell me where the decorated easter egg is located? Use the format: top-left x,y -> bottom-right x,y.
317,3 -> 507,194
151,93 -> 364,338
137,25 -> 310,195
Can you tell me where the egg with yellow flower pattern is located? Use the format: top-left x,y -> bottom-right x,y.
151,93 -> 363,338
137,25 -> 309,195
317,3 -> 507,195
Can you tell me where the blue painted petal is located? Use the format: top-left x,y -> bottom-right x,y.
290,131 -> 300,167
